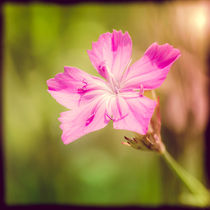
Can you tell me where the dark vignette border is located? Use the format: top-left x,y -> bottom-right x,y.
0,0 -> 209,210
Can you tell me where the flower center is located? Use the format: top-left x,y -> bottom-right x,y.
110,79 -> 120,94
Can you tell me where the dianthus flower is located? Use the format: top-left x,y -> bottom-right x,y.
47,30 -> 180,144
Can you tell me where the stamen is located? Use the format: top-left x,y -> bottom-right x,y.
105,113 -> 128,122
120,58 -> 132,81
98,62 -> 120,94
77,80 -> 88,94
105,113 -> 114,121
77,87 -> 87,94
113,113 -> 128,122
82,79 -> 88,86
98,64 -> 108,80
98,65 -> 106,73
85,112 -> 95,126
139,84 -> 144,97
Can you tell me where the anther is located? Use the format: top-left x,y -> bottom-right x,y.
139,84 -> 144,97
98,65 -> 106,73
77,80 -> 88,94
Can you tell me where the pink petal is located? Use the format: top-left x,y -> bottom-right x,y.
112,95 -> 157,135
105,95 -> 129,122
122,43 -> 180,90
47,66 -> 108,109
87,30 -> 132,82
59,97 -> 110,144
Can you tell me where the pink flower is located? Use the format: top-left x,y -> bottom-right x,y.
47,30 -> 180,144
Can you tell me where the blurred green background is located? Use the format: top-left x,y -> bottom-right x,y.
3,1 -> 209,206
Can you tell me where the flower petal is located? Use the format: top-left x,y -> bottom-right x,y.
105,95 -> 129,122
59,96 -> 110,144
87,30 -> 132,82
112,95 -> 157,135
122,43 -> 180,90
47,66 -> 108,109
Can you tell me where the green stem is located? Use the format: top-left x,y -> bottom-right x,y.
162,150 -> 210,206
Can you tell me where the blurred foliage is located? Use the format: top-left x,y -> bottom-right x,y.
3,1 -> 209,206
